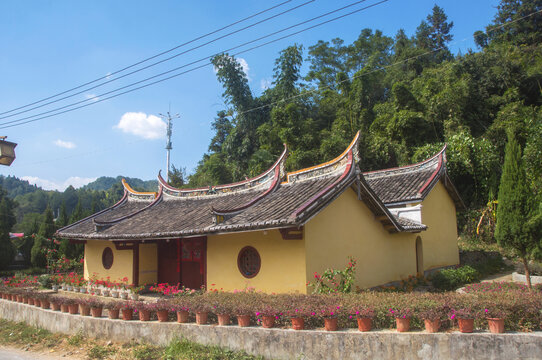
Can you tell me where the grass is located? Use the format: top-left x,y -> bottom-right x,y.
0,319 -> 263,360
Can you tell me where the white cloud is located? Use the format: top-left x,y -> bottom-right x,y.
85,94 -> 100,102
213,56 -> 251,80
260,78 -> 272,90
22,176 -> 97,191
53,139 -> 76,149
114,112 -> 166,140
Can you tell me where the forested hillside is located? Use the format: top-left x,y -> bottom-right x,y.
187,1 -> 542,214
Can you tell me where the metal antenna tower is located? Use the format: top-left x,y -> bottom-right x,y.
159,111 -> 180,183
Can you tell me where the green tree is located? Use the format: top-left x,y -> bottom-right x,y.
0,194 -> 16,270
495,132 -> 539,288
30,235 -> 47,268
272,44 -> 303,99
168,165 -> 187,188
56,201 -> 68,228
38,206 -> 56,239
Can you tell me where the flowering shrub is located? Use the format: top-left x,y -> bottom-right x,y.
388,307 -> 412,319
150,283 -> 199,297
351,306 -> 375,319
309,257 -> 357,294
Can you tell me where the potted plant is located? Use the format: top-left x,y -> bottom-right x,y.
105,301 -> 121,319
208,293 -> 233,326
188,296 -> 211,325
257,298 -> 280,329
315,296 -> 342,332
233,293 -> 256,327
134,302 -> 151,321
50,297 -> 62,311
155,300 -> 172,322
79,298 -> 91,316
120,301 -> 134,320
483,305 -> 507,334
389,307 -> 412,332
450,308 -> 476,333
128,284 -> 145,301
418,303 -> 444,333
352,306 -> 375,332
88,298 -> 104,318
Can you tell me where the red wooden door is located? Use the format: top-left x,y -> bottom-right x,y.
157,241 -> 181,285
180,237 -> 206,290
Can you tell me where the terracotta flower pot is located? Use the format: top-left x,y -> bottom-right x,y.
357,317 -> 372,332
487,318 -> 505,334
458,318 -> 474,333
34,299 -> 41,307
68,304 -> 79,315
217,314 -> 231,326
324,317 -> 338,331
51,302 -> 61,311
157,310 -> 169,322
41,300 -> 50,309
79,304 -> 90,316
291,317 -> 304,330
196,311 -> 208,325
17,295 -> 22,302
261,315 -> 275,329
177,310 -> 189,323
139,309 -> 151,321
395,317 -> 411,332
22,297 -> 28,304
424,319 -> 440,333
27,298 -> 35,306
122,308 -> 133,320
61,304 -> 70,313
91,307 -> 103,318
108,309 -> 120,319
237,315 -> 250,327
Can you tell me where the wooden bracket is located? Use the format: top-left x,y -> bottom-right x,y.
279,226 -> 303,240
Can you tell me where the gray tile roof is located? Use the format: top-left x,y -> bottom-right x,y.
57,133 -> 452,241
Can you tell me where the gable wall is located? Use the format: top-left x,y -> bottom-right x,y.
207,230 -> 307,293
419,180 -> 460,270
305,188 -> 418,290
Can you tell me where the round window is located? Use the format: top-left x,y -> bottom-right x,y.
237,246 -> 261,278
102,247 -> 114,270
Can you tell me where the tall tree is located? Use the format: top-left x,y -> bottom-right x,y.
415,5 -> 454,62
487,0 -> 542,46
495,131 -> 540,288
208,111 -> 233,154
56,201 -> 68,228
38,206 -> 56,239
272,44 -> 303,99
0,192 -> 16,270
168,165 -> 187,188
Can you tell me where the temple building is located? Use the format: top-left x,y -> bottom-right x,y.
56,132 -> 463,293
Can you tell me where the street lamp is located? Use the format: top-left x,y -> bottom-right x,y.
0,136 -> 17,166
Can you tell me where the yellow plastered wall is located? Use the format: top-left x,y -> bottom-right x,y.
207,230 -> 307,293
305,188 -> 418,290
138,243 -> 158,285
84,240 -> 133,284
419,180 -> 460,270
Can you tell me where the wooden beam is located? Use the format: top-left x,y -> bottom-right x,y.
132,242 -> 139,286
279,227 -> 303,240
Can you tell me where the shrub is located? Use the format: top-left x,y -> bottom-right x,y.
431,265 -> 480,291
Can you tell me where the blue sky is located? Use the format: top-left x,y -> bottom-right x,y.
0,0 -> 500,191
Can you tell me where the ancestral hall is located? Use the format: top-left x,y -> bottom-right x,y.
56,132 -> 463,293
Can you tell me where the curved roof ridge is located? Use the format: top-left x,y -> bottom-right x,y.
55,191 -> 129,234
363,145 -> 446,179
122,179 -> 157,200
158,144 -> 288,197
94,186 -> 164,227
211,164 -> 282,216
286,131 -> 360,183
289,149 -> 355,221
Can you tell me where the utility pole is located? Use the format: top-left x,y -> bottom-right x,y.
158,111 -> 180,183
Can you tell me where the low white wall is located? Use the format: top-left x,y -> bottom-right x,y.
512,272 -> 542,285
1,299 -> 542,360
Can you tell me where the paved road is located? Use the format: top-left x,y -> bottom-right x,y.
0,347 -> 65,360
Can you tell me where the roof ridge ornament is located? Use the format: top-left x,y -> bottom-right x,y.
121,178 -> 157,200
287,131 -> 360,183
158,144 -> 288,197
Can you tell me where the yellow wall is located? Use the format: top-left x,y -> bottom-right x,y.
207,230 -> 307,293
84,240 -> 134,284
419,181 -> 460,270
305,188 -> 418,290
138,243 -> 158,285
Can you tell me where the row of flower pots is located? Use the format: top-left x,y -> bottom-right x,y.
0,291 -> 506,333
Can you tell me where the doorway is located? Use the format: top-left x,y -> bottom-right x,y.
157,238 -> 207,289
415,236 -> 424,276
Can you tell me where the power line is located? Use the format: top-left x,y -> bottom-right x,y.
0,0 -> 316,121
0,0 -> 296,117
7,4 -> 540,167
0,0 -> 381,129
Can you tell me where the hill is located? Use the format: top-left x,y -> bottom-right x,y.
82,176 -> 158,192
